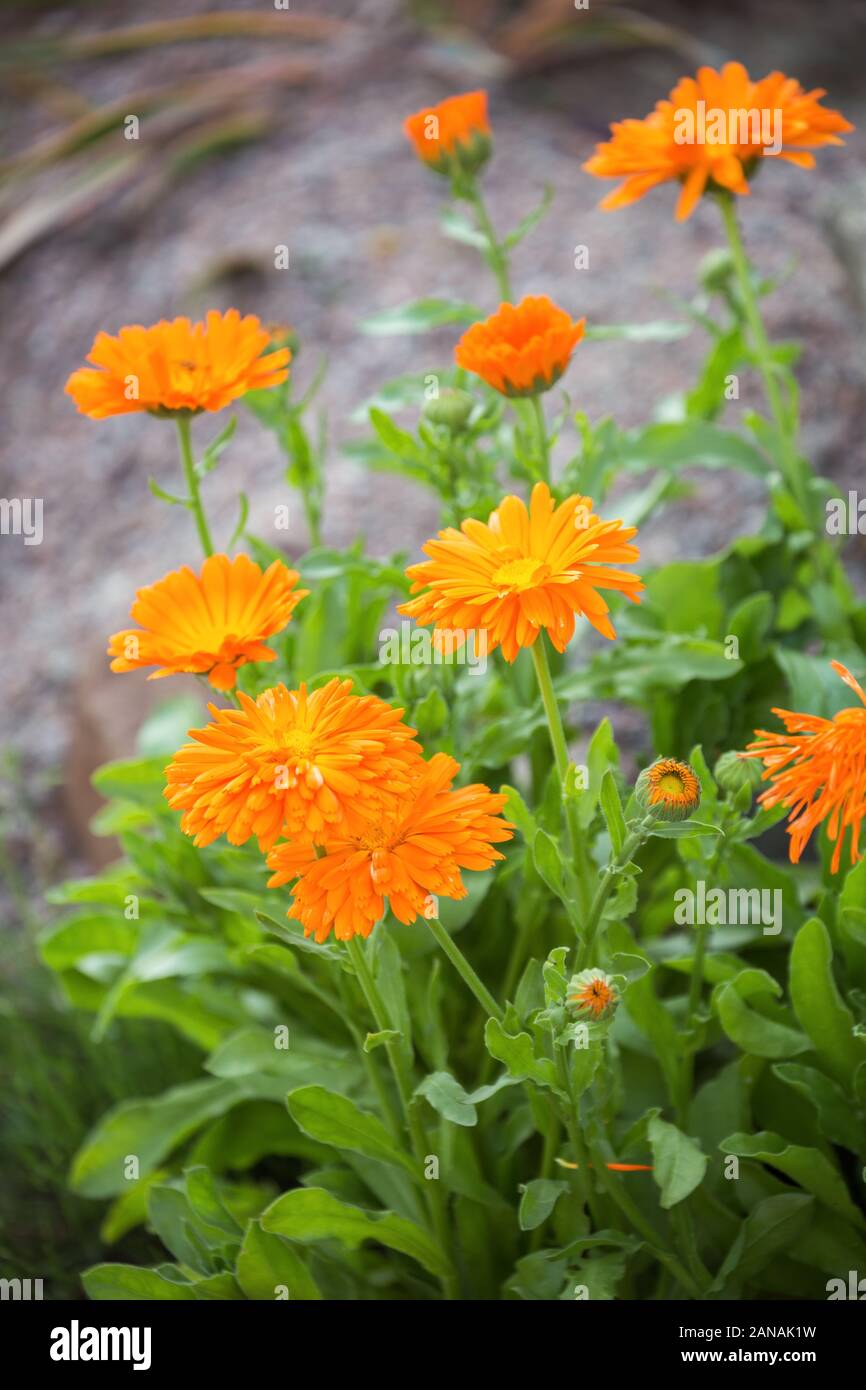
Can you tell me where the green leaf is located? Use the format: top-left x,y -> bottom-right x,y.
71,1076 -> 286,1198
364,1029 -> 400,1053
235,1219 -> 321,1300
82,1264 -> 197,1300
502,183 -> 554,250
261,1187 -> 450,1280
584,321 -> 690,343
715,978 -> 809,1060
39,913 -> 139,969
532,828 -> 566,900
712,1194 -> 814,1292
91,756 -> 169,805
286,1085 -> 415,1174
648,1115 -> 707,1209
647,819 -> 722,840
518,1179 -> 568,1231
360,298 -> 483,336
439,205 -> 488,249
790,917 -> 866,1087
599,770 -> 627,854
196,414 -> 237,477
483,1018 -> 561,1094
720,1132 -> 864,1228
148,477 -> 190,507
772,1063 -> 864,1152
415,1071 -> 477,1127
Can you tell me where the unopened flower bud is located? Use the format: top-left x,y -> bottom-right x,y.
423,388 -> 474,432
635,757 -> 701,823
714,750 -> 763,799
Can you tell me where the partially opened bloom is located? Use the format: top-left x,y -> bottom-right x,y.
635,758 -> 701,823
266,752 -> 513,942
404,91 -> 491,179
108,553 -> 307,692
455,296 -> 585,397
584,62 -> 852,221
65,309 -> 290,419
742,661 -> 866,872
164,679 -> 422,851
399,481 -> 642,660
567,970 -> 619,1020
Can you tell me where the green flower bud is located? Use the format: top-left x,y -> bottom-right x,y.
713,750 -> 763,799
422,388 -> 474,432
635,757 -> 701,823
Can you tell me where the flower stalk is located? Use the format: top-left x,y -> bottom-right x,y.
175,416 -> 214,558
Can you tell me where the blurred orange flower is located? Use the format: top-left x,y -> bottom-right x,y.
164,679 -> 422,851
65,309 -> 290,419
108,553 -> 307,692
266,752 -> 512,942
584,62 -> 852,221
742,661 -> 866,873
399,481 -> 642,661
404,90 -> 490,175
455,295 -> 584,397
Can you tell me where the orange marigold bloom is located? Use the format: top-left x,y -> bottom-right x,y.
266,752 -> 513,942
108,553 -> 307,693
455,295 -> 585,398
742,661 -> 866,873
65,309 -> 290,419
164,679 -> 422,851
398,481 -> 642,661
404,90 -> 491,176
584,62 -> 852,222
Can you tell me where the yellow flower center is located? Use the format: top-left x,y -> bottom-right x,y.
357,824 -> 395,851
658,772 -> 686,798
492,556 -> 550,593
277,730 -> 316,762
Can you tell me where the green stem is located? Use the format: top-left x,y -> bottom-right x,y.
426,916 -> 503,1023
576,824 -> 647,970
588,1141 -> 704,1298
530,636 -> 588,913
717,194 -> 809,515
176,415 -> 214,557
530,393 -> 551,484
465,183 -> 512,301
345,935 -> 459,1300
554,1045 -> 600,1226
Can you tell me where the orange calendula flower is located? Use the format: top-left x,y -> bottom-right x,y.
108,553 -> 307,693
742,661 -> 866,873
266,752 -> 513,942
455,295 -> 585,398
567,970 -> 619,1020
635,758 -> 701,823
398,481 -> 642,661
164,679 -> 422,851
65,309 -> 290,419
584,62 -> 852,221
404,90 -> 491,178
